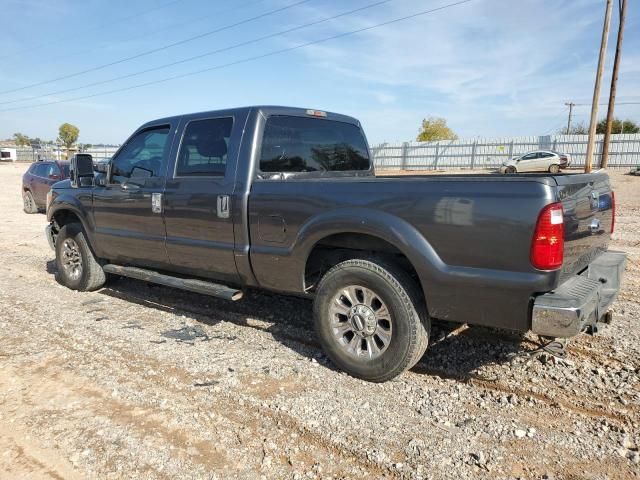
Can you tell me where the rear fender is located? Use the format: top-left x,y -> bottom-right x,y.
294,208 -> 444,302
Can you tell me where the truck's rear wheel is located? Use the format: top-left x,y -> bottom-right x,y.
549,164 -> 560,173
313,258 -> 429,382
55,223 -> 106,291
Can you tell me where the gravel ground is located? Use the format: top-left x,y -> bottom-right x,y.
0,163 -> 638,480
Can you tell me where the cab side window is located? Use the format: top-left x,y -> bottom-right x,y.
175,117 -> 233,177
110,126 -> 170,184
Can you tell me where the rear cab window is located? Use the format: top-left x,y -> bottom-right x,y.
259,115 -> 370,173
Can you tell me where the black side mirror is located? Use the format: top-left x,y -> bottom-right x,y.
70,153 -> 94,188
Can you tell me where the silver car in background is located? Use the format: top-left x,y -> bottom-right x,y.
500,150 -> 571,174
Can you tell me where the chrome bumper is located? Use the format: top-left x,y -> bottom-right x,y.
532,251 -> 626,338
45,224 -> 56,251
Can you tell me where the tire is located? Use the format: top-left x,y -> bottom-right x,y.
505,166 -> 516,174
313,258 -> 430,382
23,190 -> 38,214
55,223 -> 106,291
549,164 -> 560,173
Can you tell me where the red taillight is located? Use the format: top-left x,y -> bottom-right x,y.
611,191 -> 616,234
531,202 -> 564,270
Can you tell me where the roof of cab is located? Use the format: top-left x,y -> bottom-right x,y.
139,105 -> 361,130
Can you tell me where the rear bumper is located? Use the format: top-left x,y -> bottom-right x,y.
531,251 -> 626,337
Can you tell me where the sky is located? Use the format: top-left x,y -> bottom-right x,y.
0,0 -> 638,145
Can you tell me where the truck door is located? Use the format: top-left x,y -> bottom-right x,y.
162,113 -> 243,284
92,124 -> 175,269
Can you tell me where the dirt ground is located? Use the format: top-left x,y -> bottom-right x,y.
0,163 -> 638,480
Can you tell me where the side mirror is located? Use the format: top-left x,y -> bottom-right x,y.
70,153 -> 94,188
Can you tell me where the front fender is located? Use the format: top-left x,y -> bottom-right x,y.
47,190 -> 96,248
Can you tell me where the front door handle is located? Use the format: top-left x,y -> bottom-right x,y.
121,182 -> 140,192
151,193 -> 163,214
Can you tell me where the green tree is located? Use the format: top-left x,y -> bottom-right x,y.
559,122 -> 588,135
58,123 -> 80,156
13,132 -> 31,146
416,117 -> 458,142
596,118 -> 639,134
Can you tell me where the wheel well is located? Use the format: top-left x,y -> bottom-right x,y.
53,210 -> 82,229
305,232 -> 422,295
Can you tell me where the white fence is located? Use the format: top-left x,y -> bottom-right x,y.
371,134 -> 640,170
10,134 -> 640,171
13,146 -> 119,162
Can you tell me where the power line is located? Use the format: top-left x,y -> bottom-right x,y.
572,102 -> 640,106
15,0 -> 271,69
0,0 -> 189,61
542,107 -> 570,136
0,0 -> 476,114
0,0 -> 315,96
0,0 -> 395,107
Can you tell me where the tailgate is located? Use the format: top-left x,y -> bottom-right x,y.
556,171 -> 614,279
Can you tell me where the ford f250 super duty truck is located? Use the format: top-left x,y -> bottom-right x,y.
45,106 -> 626,382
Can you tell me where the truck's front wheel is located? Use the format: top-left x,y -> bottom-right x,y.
313,258 -> 429,382
55,223 -> 106,291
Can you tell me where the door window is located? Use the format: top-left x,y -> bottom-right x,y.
260,116 -> 370,173
33,163 -> 49,177
521,153 -> 538,160
110,126 -> 170,184
43,163 -> 60,178
175,117 -> 233,177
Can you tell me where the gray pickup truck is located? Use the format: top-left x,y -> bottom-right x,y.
45,106 -> 626,382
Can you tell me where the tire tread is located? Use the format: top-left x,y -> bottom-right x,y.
315,257 -> 429,382
56,223 -> 106,291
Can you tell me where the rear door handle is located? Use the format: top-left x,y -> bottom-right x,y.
217,195 -> 230,219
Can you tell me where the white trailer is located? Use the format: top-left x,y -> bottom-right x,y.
0,148 -> 17,162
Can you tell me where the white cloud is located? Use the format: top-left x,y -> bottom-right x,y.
282,0 -> 639,140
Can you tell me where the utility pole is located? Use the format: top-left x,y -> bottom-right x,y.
565,102 -> 575,133
601,0 -> 627,169
585,0 -> 613,173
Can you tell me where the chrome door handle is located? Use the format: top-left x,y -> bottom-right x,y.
121,182 -> 140,192
151,193 -> 163,214
217,195 -> 230,219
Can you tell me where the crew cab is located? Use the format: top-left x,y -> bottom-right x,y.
45,106 -> 626,382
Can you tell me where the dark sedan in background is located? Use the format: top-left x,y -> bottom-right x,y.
22,160 -> 70,213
